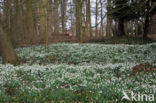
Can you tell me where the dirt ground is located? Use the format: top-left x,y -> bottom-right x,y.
148,34 -> 156,41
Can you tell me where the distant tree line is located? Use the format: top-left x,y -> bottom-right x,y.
108,0 -> 156,39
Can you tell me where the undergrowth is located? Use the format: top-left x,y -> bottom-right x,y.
0,43 -> 156,103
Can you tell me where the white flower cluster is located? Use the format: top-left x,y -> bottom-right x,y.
0,43 -> 155,102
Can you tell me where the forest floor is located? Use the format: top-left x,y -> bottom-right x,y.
0,41 -> 156,103
88,36 -> 155,44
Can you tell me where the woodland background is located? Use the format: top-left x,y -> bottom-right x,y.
0,0 -> 156,65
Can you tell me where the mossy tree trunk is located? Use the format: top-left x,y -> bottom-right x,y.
0,25 -> 19,64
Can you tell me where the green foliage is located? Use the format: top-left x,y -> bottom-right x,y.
0,43 -> 156,102
110,0 -> 154,21
110,0 -> 131,20
15,43 -> 156,65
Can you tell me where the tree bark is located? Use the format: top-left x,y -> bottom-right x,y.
118,18 -> 125,36
0,25 -> 19,64
143,14 -> 149,39
124,21 -> 128,36
95,0 -> 98,36
40,0 -> 48,47
48,0 -> 53,35
143,0 -> 150,40
106,0 -> 113,37
114,20 -> 118,37
85,0 -> 92,37
74,0 -> 83,43
61,0 -> 66,33
100,0 -> 103,37
25,0 -> 36,43
131,21 -> 134,37
12,0 -> 25,44
135,20 -> 138,37
54,0 -> 59,33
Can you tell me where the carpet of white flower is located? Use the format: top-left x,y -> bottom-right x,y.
0,43 -> 156,103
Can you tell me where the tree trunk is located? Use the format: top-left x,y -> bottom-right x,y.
114,20 -> 118,37
0,25 -> 19,64
85,0 -> 89,38
100,0 -> 104,37
118,18 -> 125,36
61,0 -> 66,33
135,19 -> 138,37
48,0 -> 53,35
4,0 -> 11,31
74,0 -> 83,43
54,0 -> 59,33
106,0 -> 113,37
85,0 -> 92,37
124,21 -> 128,36
143,0 -> 150,40
12,0 -> 25,44
26,0 -> 36,43
131,21 -> 134,37
95,0 -> 98,37
143,15 -> 149,40
40,0 -> 48,47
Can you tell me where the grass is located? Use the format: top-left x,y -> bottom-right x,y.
0,43 -> 156,103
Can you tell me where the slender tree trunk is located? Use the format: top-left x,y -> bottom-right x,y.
135,19 -> 138,37
69,0 -> 74,36
106,0 -> 113,37
0,25 -> 19,64
48,0 -> 53,35
85,0 -> 89,38
61,0 -> 66,33
131,21 -> 134,37
100,0 -> 103,37
54,0 -> 59,33
124,21 -> 128,36
95,0 -> 98,37
34,0 -> 40,36
86,0 -> 92,37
